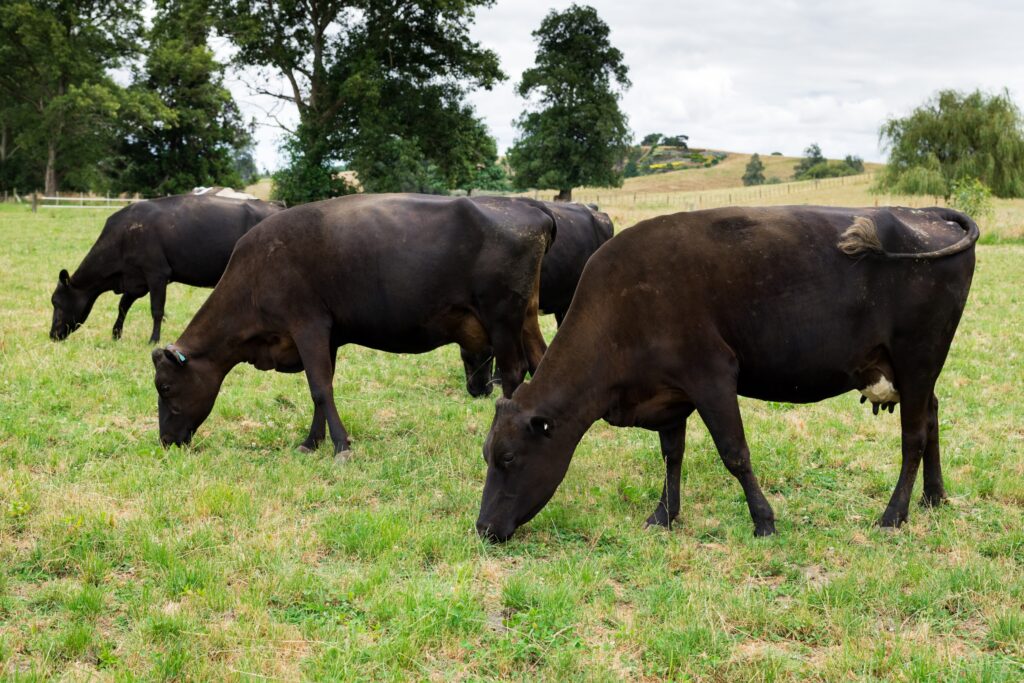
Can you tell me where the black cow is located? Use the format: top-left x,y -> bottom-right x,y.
151,193 -> 555,458
50,189 -> 282,343
476,206 -> 979,542
462,200 -> 614,397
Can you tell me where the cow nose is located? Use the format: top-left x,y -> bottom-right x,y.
476,519 -> 514,543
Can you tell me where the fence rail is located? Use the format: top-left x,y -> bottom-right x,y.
31,193 -> 145,211
500,172 -> 879,210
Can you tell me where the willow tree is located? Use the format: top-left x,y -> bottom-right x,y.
507,4 -> 631,202
877,89 -> 1024,198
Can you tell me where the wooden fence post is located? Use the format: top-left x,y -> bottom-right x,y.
32,192 -> 38,212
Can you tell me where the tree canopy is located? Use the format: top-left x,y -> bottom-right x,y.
876,89 -> 1024,198
214,0 -> 504,203
0,0 -> 143,194
506,4 -> 632,202
742,153 -> 765,186
116,0 -> 253,196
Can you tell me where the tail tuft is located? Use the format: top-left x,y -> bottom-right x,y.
838,216 -> 884,256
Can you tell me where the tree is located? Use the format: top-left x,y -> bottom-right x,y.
793,143 -> 825,179
115,0 -> 252,196
506,4 -> 631,202
843,155 -> 865,174
662,134 -> 689,149
876,89 -> 1024,198
0,100 -> 37,192
742,153 -> 765,186
641,133 -> 662,146
0,1 -> 142,194
214,0 -> 504,203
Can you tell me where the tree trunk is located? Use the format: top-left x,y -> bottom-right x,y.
44,141 -> 58,195
555,188 -> 572,202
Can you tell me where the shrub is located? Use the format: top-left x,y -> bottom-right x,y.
950,178 -> 994,223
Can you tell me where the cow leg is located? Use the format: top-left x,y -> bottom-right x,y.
645,418 -> 691,529
920,393 -> 946,507
294,328 -> 350,458
146,276 -> 169,344
299,347 -> 338,452
696,388 -> 776,536
554,310 -> 566,327
461,346 -> 495,398
879,390 -> 931,528
486,300 -> 531,398
112,292 -> 142,340
521,310 -> 547,375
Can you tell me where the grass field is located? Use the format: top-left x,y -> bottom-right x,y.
1,195 -> 1022,680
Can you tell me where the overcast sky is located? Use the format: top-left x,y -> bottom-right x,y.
226,0 -> 1024,172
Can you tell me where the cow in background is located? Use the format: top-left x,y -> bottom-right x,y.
50,188 -> 282,343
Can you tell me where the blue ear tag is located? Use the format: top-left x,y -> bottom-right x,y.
176,351 -> 187,364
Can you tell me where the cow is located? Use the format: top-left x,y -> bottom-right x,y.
461,200 -> 614,397
476,205 -> 979,542
151,193 -> 556,458
50,188 -> 283,343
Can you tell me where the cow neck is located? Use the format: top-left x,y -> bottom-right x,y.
71,236 -> 120,295
174,288 -> 252,372
514,332 -> 616,443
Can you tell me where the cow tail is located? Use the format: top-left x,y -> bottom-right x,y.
839,208 -> 980,260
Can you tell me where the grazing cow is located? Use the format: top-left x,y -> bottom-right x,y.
50,189 -> 282,343
151,193 -> 555,457
462,200 -> 614,397
476,205 -> 978,542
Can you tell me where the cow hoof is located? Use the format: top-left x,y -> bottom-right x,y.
877,514 -> 906,530
644,509 -> 674,529
920,492 -> 946,508
753,520 -> 777,537
334,449 -> 353,464
297,444 -> 315,454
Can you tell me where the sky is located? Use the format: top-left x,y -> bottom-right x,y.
223,0 -> 1024,172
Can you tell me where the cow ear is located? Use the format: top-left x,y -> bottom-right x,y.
59,269 -> 70,286
163,345 -> 187,366
528,415 -> 554,438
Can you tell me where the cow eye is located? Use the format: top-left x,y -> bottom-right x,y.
501,453 -> 515,467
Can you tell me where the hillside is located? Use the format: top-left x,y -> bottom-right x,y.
607,151 -> 884,194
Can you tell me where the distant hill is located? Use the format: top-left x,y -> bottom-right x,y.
610,151 -> 884,194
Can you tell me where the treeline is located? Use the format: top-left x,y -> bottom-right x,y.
0,0 -> 255,197
0,1 -> 632,205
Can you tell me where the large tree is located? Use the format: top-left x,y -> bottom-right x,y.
877,89 -> 1024,198
506,4 -> 631,202
214,0 -> 504,203
116,0 -> 253,196
0,0 -> 142,194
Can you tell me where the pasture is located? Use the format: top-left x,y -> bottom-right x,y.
0,199 -> 1022,681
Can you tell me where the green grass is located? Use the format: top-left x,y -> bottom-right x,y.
1,203 -> 1022,680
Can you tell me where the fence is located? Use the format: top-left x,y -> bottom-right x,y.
30,192 -> 145,211
508,172 -> 879,210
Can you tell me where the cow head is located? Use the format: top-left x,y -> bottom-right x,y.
476,397 -> 575,542
50,269 -> 95,340
151,345 -> 225,447
461,348 -> 495,398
